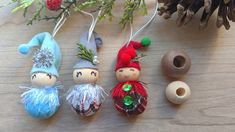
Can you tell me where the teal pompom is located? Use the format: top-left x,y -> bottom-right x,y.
21,87 -> 60,119
141,37 -> 151,47
18,44 -> 30,54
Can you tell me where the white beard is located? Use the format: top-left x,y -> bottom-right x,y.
66,84 -> 106,115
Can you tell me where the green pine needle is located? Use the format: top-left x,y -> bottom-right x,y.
74,0 -> 100,12
120,0 -> 148,29
98,0 -> 115,21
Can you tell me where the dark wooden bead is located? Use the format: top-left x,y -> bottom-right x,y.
161,50 -> 191,78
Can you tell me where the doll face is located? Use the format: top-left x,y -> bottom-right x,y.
73,68 -> 99,84
116,67 -> 140,82
31,72 -> 57,87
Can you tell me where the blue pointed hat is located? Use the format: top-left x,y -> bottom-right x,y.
18,32 -> 61,77
73,31 -> 102,69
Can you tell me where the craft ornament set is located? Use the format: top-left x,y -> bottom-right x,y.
5,0 -> 231,119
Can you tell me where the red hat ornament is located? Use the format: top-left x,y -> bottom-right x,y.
112,37 -> 151,116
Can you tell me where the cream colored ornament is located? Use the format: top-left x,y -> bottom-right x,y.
115,67 -> 140,82
165,81 -> 191,104
73,68 -> 99,83
31,72 -> 57,87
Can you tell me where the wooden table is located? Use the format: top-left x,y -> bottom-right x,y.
1,1 -> 235,132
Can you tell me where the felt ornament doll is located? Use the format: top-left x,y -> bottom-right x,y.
18,32 -> 62,119
66,31 -> 106,116
112,37 -> 151,116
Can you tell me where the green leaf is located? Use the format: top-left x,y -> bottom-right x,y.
12,0 -> 34,13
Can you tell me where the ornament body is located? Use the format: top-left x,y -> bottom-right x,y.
161,50 -> 191,78
165,81 -> 191,104
112,81 -> 147,116
66,84 -> 105,116
22,87 -> 60,119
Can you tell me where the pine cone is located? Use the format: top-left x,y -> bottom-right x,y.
158,0 -> 235,30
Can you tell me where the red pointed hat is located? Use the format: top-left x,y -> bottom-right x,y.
115,37 -> 151,71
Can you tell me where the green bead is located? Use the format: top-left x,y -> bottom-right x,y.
141,37 -> 151,47
122,84 -> 132,92
123,96 -> 134,106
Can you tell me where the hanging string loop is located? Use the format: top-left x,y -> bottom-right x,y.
126,1 -> 159,47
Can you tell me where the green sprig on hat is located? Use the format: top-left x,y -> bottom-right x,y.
77,43 -> 95,64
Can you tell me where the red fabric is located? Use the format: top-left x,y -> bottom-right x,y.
115,41 -> 144,71
111,81 -> 148,115
112,81 -> 147,98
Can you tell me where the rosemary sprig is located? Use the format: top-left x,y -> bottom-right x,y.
132,53 -> 146,62
77,43 -> 94,64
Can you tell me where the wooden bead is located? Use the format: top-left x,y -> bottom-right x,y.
165,81 -> 191,104
116,68 -> 140,82
161,50 -> 191,78
73,69 -> 99,84
31,73 -> 57,87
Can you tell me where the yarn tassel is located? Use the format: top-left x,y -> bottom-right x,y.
21,86 -> 60,119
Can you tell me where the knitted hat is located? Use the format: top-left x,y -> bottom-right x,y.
115,37 -> 151,71
73,31 -> 102,69
18,32 -> 61,77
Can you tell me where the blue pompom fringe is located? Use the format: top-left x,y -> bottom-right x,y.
21,87 -> 60,119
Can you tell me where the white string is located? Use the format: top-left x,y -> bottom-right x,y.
79,10 -> 101,42
126,1 -> 159,46
52,11 -> 70,38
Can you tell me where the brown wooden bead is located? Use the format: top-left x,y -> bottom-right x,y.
161,50 -> 191,78
165,81 -> 191,105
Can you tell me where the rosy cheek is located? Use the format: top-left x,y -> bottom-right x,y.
118,74 -> 122,78
133,73 -> 137,76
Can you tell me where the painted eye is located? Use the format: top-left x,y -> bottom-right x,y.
32,74 -> 36,79
76,72 -> 82,77
47,74 -> 52,79
130,68 -> 135,72
119,70 -> 123,72
91,71 -> 97,77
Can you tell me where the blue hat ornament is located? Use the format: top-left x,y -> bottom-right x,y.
17,12 -> 68,119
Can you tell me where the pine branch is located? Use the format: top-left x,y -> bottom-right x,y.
120,0 -> 148,29
12,0 -> 36,13
98,0 -> 115,21
9,0 -> 148,28
27,4 -> 44,25
74,0 -> 100,12
39,0 -> 76,22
